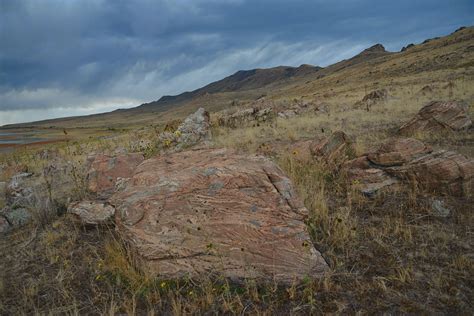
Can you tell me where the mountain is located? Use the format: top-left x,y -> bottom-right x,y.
2,26 -> 473,129
137,64 -> 323,110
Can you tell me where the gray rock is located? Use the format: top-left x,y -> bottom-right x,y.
431,199 -> 450,217
159,108 -> 211,150
3,208 -> 32,227
68,200 -> 115,225
0,214 -> 11,234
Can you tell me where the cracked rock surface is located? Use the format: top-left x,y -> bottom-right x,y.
111,148 -> 328,284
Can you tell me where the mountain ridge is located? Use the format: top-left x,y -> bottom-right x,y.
2,26 -> 472,128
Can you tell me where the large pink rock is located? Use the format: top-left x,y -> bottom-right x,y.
87,153 -> 144,195
399,101 -> 472,134
112,148 -> 328,284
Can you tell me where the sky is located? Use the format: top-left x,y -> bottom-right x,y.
0,0 -> 473,126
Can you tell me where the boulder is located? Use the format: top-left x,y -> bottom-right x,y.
430,199 -> 450,217
68,200 -> 115,225
362,89 -> 388,102
367,138 -> 432,166
159,108 -> 212,149
386,150 -> 473,197
345,138 -> 473,197
6,173 -> 35,208
278,109 -> 298,119
310,131 -> 354,164
176,107 -> 211,145
112,148 -> 328,284
42,160 -> 85,206
86,153 -> 144,195
355,89 -> 388,111
399,101 -> 472,134
220,107 -> 273,127
345,156 -> 399,196
0,215 -> 10,234
2,208 -> 31,227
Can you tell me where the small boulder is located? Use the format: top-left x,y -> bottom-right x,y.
86,153 -> 144,195
399,101 -> 472,134
6,173 -> 35,208
362,89 -> 388,102
355,89 -> 388,111
310,131 -> 354,164
278,109 -> 298,119
159,108 -> 212,149
0,215 -> 10,234
345,156 -> 399,196
3,208 -> 31,227
68,200 -> 115,225
112,148 -> 328,284
367,138 -> 432,166
220,107 -> 273,127
176,107 -> 211,145
430,199 -> 450,217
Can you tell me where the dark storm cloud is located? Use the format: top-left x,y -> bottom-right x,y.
0,0 -> 472,124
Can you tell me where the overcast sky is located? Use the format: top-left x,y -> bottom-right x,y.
0,0 -> 472,125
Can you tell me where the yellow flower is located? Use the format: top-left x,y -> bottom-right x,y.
160,281 -> 167,288
174,130 -> 182,137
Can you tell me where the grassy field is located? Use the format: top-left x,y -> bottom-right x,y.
0,28 -> 473,314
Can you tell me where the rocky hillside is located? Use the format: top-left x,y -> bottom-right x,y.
3,26 -> 472,130
0,26 -> 473,314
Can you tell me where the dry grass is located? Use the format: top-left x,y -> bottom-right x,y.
1,149 -> 472,314
1,28 -> 473,314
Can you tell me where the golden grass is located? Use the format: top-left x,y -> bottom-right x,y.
0,28 -> 473,314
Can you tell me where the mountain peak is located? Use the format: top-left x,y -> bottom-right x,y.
362,44 -> 386,54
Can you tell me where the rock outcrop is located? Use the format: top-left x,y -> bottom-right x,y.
310,131 -> 354,165
68,200 -> 115,225
111,148 -> 328,284
219,107 -> 273,127
0,215 -> 10,234
355,89 -> 388,111
86,153 -> 144,196
176,107 -> 211,144
159,107 -> 212,149
385,150 -> 473,197
367,138 -> 432,166
346,138 -> 474,197
6,172 -> 36,208
399,101 -> 472,134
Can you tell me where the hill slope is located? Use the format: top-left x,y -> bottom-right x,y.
2,26 -> 473,129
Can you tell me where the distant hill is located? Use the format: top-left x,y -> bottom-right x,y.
2,26 -> 473,129
137,64 -> 323,110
